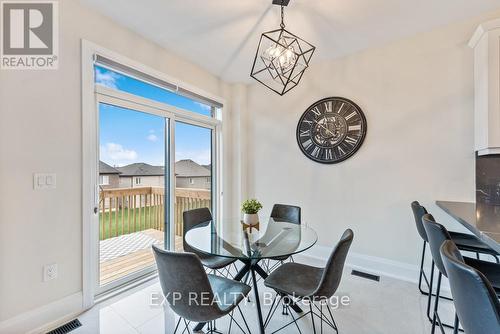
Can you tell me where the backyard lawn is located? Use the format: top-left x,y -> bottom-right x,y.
99,205 -> 164,240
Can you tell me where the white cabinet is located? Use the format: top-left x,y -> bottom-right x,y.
470,19 -> 500,156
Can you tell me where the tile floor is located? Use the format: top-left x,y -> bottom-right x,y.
73,256 -> 456,334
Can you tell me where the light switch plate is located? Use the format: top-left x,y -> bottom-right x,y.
34,173 -> 56,190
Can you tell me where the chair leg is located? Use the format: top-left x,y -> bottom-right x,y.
173,317 -> 182,334
264,294 -> 280,327
309,304 -> 317,334
431,272 -> 441,334
431,272 -> 446,334
453,313 -> 459,334
426,260 -> 435,322
237,305 -> 252,334
418,241 -> 428,295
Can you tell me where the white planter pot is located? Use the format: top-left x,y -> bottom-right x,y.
243,213 -> 259,226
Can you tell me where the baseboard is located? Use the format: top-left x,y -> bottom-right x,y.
0,292 -> 84,334
300,245 -> 420,283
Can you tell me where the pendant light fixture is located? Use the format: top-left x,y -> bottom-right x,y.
250,0 -> 316,95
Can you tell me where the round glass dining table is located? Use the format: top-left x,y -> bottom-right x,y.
185,217 -> 318,334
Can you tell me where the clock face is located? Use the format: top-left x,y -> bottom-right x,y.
296,97 -> 367,164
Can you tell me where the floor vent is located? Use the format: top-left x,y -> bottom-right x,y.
351,270 -> 380,282
46,319 -> 82,334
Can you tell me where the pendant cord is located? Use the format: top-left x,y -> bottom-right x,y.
280,5 -> 285,29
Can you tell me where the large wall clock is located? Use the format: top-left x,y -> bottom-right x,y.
296,97 -> 367,164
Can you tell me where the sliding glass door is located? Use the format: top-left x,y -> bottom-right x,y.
97,101 -> 169,293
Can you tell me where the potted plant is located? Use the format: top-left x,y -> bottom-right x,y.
241,199 -> 263,226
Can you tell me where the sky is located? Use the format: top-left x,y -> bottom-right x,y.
96,66 -> 212,167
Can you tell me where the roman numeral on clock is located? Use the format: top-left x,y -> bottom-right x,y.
300,129 -> 310,137
311,146 -> 321,158
324,101 -> 333,113
348,124 -> 362,132
345,136 -> 358,145
311,107 -> 321,117
345,111 -> 357,121
325,149 -> 333,160
302,139 -> 313,150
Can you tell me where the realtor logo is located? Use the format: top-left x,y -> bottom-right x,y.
1,1 -> 58,69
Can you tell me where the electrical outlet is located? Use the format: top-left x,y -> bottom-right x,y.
43,263 -> 58,282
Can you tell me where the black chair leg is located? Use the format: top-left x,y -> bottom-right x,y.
453,313 -> 459,334
309,304 -> 317,334
431,272 -> 444,334
426,260 -> 435,322
173,317 -> 182,334
418,240 -> 428,295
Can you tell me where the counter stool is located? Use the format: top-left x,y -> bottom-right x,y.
411,201 -> 498,300
423,214 -> 500,334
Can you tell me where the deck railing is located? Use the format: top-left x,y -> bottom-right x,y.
99,187 -> 211,240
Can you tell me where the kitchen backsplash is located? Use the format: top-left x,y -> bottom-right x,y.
476,154 -> 500,205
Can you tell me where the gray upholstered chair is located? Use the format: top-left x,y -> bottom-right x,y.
440,240 -> 500,334
423,214 -> 500,334
264,204 -> 302,273
152,245 -> 251,333
270,204 -> 301,225
183,208 -> 236,276
263,229 -> 354,333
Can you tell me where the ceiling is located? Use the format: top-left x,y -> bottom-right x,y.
79,0 -> 500,83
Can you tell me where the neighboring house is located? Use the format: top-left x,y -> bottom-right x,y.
116,163 -> 165,188
99,160 -> 211,190
175,159 -> 211,189
99,161 -> 121,189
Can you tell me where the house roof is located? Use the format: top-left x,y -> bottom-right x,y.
113,160 -> 210,177
175,159 -> 210,177
117,163 -> 165,176
99,161 -> 121,174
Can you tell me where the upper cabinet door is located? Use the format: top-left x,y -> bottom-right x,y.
470,19 -> 500,156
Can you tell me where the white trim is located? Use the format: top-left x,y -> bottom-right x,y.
468,18 -> 500,48
95,86 -> 221,128
300,244 -> 420,283
0,292 -> 83,334
477,147 -> 500,156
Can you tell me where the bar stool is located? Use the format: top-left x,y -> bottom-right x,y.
440,240 -> 500,334
422,214 -> 500,334
411,201 -> 498,299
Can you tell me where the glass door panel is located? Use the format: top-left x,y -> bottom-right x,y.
174,122 -> 213,251
98,103 -> 167,290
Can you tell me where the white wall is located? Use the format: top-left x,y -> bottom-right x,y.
245,11 -> 500,267
0,0 -> 234,327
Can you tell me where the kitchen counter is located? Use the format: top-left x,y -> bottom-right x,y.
436,201 -> 500,254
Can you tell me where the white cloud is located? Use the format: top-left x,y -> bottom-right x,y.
147,134 -> 158,142
100,142 -> 138,166
95,68 -> 120,89
194,102 -> 212,113
176,149 -> 211,165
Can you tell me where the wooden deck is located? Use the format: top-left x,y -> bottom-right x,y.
99,229 -> 183,286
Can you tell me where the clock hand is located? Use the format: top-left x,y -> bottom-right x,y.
317,122 -> 335,136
